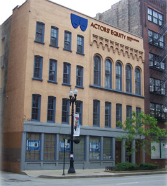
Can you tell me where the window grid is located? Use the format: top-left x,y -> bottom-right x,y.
116,104 -> 122,128
148,7 -> 164,26
76,101 -> 83,125
150,103 -> 166,120
105,102 -> 111,128
94,56 -> 101,86
35,22 -> 44,43
76,66 -> 83,87
49,59 -> 57,82
44,134 -> 56,160
63,63 -> 71,85
126,65 -> 132,93
33,56 -> 43,80
93,100 -> 100,126
116,62 -> 122,91
150,78 -> 166,95
50,27 -> 58,47
74,136 -> 85,160
148,30 -> 164,48
64,31 -> 71,51
77,35 -> 84,54
26,133 -> 41,160
89,136 -> 100,160
32,94 -> 41,121
62,99 -> 69,123
105,59 -> 112,88
47,96 -> 56,122
135,68 -> 141,95
149,53 -> 165,70
103,137 -> 112,160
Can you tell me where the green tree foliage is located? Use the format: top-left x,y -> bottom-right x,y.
117,111 -> 167,156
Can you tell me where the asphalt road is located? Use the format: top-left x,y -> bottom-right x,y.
1,172 -> 167,186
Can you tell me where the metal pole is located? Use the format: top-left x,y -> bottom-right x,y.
62,138 -> 65,175
68,98 -> 75,173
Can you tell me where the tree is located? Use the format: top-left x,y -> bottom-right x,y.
117,111 -> 167,161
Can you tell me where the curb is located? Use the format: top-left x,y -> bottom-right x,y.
38,171 -> 167,179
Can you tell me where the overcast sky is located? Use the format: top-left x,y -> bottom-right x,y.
0,0 -> 120,25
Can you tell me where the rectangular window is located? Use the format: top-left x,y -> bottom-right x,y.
148,30 -> 164,48
93,100 -> 100,127
149,53 -> 165,70
105,102 -> 111,128
33,56 -> 43,80
31,94 -> 41,121
63,62 -> 71,85
150,103 -> 166,120
44,134 -> 55,160
76,101 -> 83,125
116,104 -> 122,128
64,31 -> 71,51
147,7 -> 164,26
47,96 -> 56,123
89,136 -> 100,160
136,107 -> 141,127
62,98 -> 69,123
48,59 -> 57,83
59,134 -> 70,160
74,136 -> 85,160
35,22 -> 45,43
126,105 -> 132,120
151,141 -> 167,159
103,137 -> 112,160
76,66 -> 83,88
149,77 -> 166,95
77,35 -> 84,55
50,26 -> 58,47
26,133 -> 41,160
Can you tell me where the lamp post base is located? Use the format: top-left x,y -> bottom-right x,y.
68,158 -> 75,174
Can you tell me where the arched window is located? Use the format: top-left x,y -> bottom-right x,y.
105,59 -> 112,88
126,65 -> 132,93
135,68 -> 141,95
115,62 -> 122,91
94,55 -> 101,86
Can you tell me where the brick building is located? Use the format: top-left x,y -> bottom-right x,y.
0,0 -> 145,173
96,0 -> 167,167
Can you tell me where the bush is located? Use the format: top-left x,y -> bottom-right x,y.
114,162 -> 138,171
139,163 -> 158,170
105,162 -> 159,171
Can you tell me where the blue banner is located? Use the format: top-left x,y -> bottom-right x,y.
27,140 -> 40,151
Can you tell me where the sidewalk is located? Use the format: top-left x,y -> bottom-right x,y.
22,169 -> 167,179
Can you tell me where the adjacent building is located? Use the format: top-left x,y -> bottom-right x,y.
1,0 -> 145,173
96,0 -> 167,167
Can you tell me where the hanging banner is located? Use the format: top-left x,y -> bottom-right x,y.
74,113 -> 80,136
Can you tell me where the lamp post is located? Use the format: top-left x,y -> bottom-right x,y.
68,88 -> 78,173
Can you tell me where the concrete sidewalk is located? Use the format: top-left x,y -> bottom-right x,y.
22,169 -> 167,179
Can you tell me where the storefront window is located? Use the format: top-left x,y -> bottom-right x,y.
89,136 -> 100,160
103,137 -> 112,160
26,133 -> 41,160
74,136 -> 85,160
59,134 -> 70,160
44,134 -> 55,160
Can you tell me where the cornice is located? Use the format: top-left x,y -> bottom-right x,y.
90,34 -> 144,63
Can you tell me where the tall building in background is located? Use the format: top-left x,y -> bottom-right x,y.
96,0 -> 167,167
0,0 -> 145,173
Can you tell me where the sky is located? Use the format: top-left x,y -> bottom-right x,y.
0,0 -> 120,25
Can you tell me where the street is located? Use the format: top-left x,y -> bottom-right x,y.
1,171 -> 167,186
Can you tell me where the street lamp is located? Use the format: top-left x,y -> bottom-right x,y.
68,88 -> 78,173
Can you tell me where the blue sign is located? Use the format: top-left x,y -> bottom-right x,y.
27,140 -> 40,151
71,13 -> 88,31
59,141 -> 71,151
90,143 -> 100,152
